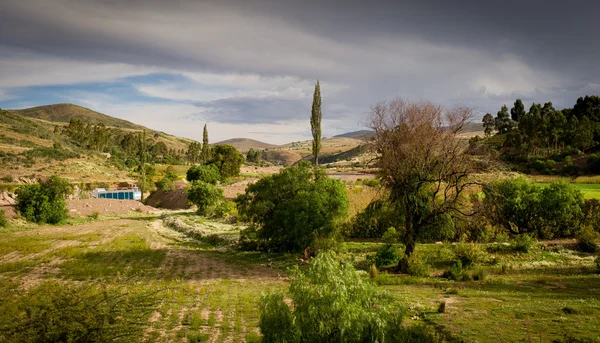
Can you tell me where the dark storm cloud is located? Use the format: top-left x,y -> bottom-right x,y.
0,0 -> 599,130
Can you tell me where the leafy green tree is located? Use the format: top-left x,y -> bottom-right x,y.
246,148 -> 262,163
208,145 -> 244,179
574,116 -> 594,150
482,113 -> 495,137
573,95 -> 600,123
483,178 -> 584,238
547,109 -> 567,151
187,181 -> 224,215
538,182 -> 584,238
310,80 -> 322,166
201,124 -> 211,163
235,162 -> 348,252
495,105 -> 513,134
186,142 -> 202,163
15,176 -> 72,224
186,164 -> 220,184
510,99 -> 526,122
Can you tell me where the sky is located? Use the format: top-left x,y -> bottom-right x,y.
1,0 -> 599,144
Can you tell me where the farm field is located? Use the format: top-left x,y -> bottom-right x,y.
0,213 -> 598,342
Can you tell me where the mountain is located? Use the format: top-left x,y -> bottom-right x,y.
333,130 -> 375,140
214,138 -> 278,152
8,103 -> 143,130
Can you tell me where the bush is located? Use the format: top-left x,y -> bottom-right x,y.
512,233 -> 535,253
484,178 -> 584,239
187,181 -> 224,216
259,252 -> 438,343
155,169 -> 178,192
212,200 -> 234,218
453,243 -> 486,267
407,252 -> 429,277
373,244 -> 402,268
0,282 -> 159,343
443,260 -> 465,281
15,176 -> 72,224
345,200 -> 397,238
0,209 -> 6,227
576,226 -> 599,253
369,264 -> 379,278
236,162 -> 348,253
583,199 -> 600,232
0,175 -> 13,183
186,164 -> 220,184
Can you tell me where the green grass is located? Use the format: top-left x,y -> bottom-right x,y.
1,215 -> 599,342
535,182 -> 600,199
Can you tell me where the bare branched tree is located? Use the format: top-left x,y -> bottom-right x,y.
368,98 -> 476,273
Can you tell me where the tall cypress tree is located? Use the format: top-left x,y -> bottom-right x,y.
310,81 -> 322,166
201,124 -> 210,163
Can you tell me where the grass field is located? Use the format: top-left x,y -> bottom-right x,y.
1,213 -> 598,342
535,182 -> 600,199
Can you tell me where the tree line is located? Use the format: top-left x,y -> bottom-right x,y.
481,95 -> 600,159
61,118 -> 212,167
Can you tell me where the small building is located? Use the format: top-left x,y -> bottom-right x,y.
91,187 -> 142,200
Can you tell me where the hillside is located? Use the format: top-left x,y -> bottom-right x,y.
214,138 -> 278,152
8,103 -> 144,130
0,105 -> 198,184
333,130 -> 375,140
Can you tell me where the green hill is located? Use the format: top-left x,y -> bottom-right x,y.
8,103 -> 143,130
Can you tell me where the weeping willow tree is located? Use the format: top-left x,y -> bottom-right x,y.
368,98 -> 477,273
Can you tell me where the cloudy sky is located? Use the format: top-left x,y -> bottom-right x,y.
1,0 -> 599,144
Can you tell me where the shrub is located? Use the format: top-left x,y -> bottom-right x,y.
512,233 -> 535,253
187,181 -> 224,216
259,252 -> 438,343
443,260 -> 464,281
437,301 -> 446,313
0,282 -> 159,343
345,200 -> 397,238
453,243 -> 486,267
484,178 -> 584,239
186,164 -> 220,184
369,264 -> 379,279
89,211 -> 100,220
583,199 -> 600,232
373,244 -> 402,268
212,200 -> 234,218
576,226 -> 599,253
0,209 -> 6,227
0,175 -> 13,183
15,176 -> 71,224
236,162 -> 349,253
155,169 -> 178,192
407,252 -> 429,277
